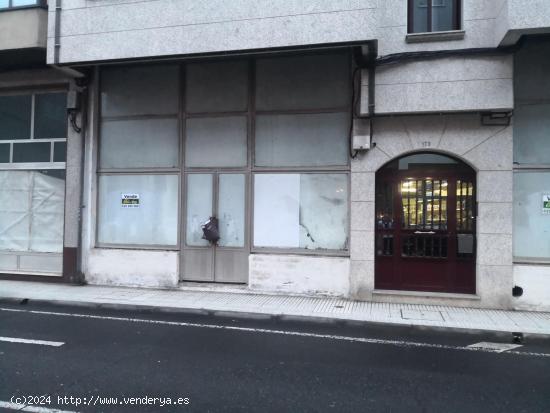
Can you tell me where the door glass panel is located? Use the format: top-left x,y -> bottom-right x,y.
401,179 -> 447,230
376,181 -> 394,230
186,174 -> 213,247
218,174 -> 245,248
402,235 -> 448,258
456,180 -> 474,232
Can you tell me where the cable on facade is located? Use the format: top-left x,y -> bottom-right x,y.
375,45 -> 519,66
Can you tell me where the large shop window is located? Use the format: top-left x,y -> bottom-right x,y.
252,53 -> 350,252
0,91 -> 67,275
98,65 -> 179,247
513,107 -> 550,261
513,172 -> 550,261
513,42 -> 550,262
97,53 -> 350,253
254,174 -> 348,250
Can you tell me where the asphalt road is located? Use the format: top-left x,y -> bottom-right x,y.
1,301 -> 550,413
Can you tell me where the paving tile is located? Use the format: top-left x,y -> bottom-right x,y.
0,280 -> 549,335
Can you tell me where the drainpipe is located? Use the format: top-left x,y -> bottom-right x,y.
350,41 -> 378,158
54,0 -> 62,64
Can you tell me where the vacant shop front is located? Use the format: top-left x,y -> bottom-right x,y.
95,51 -> 351,284
0,91 -> 67,276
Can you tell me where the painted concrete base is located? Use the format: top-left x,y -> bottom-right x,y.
249,254 -> 350,297
514,264 -> 550,312
86,248 -> 179,288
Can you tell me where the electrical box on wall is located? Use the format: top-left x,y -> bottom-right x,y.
67,90 -> 80,111
352,117 -> 372,151
352,133 -> 371,151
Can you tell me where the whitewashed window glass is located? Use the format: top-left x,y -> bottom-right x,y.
98,65 -> 180,246
186,61 -> 248,113
255,113 -> 349,167
218,174 -> 246,248
97,175 -> 178,246
185,117 -> 247,168
186,174 -> 213,247
253,52 -> 350,252
184,60 -> 248,169
0,90 -> 67,275
513,172 -> 550,261
254,174 -> 348,250
513,41 -> 550,261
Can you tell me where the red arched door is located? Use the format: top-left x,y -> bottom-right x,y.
375,153 -> 476,294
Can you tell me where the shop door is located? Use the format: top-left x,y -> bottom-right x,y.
182,172 -> 248,283
375,153 -> 476,294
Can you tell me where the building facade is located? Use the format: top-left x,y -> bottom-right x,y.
1,0 -> 549,311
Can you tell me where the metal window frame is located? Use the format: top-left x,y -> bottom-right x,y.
95,49 -> 353,257
0,88 -> 68,169
512,167 -> 550,265
407,0 -> 461,34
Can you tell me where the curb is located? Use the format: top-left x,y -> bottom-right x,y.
2,296 -> 550,340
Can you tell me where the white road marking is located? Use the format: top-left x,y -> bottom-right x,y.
0,400 -> 77,412
1,307 -> 549,358
467,342 -> 523,353
0,336 -> 64,347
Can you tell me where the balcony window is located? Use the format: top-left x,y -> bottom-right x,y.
408,0 -> 461,33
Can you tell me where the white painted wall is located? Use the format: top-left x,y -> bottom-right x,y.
513,265 -> 550,312
249,254 -> 350,297
86,248 -> 179,288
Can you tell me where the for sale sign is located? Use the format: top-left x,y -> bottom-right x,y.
121,193 -> 140,208
543,193 -> 550,215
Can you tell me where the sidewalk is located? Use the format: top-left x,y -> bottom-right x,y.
1,280 -> 550,336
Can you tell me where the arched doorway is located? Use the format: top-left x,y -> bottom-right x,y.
375,152 -> 476,294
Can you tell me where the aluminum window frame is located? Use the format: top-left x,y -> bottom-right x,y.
95,63 -> 182,250
95,50 -> 353,256
512,167 -> 550,265
0,88 -> 68,171
512,85 -> 550,264
407,0 -> 461,34
0,85 -> 67,277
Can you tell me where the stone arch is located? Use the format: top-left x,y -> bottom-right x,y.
349,113 -> 513,309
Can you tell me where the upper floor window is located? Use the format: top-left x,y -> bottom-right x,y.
0,0 -> 43,9
408,0 -> 461,33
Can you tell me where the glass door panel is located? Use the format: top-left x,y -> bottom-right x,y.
182,173 -> 248,283
185,174 -> 213,247
218,174 -> 246,248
